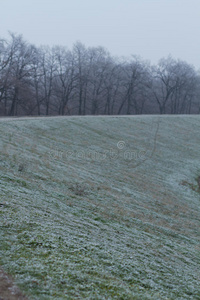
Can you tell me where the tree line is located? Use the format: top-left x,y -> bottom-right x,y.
0,33 -> 200,116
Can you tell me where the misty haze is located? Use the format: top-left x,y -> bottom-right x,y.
0,1 -> 200,299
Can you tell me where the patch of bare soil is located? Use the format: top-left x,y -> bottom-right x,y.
0,268 -> 28,300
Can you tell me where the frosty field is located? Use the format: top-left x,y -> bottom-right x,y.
0,115 -> 200,299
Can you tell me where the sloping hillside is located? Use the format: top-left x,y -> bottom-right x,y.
0,116 -> 200,299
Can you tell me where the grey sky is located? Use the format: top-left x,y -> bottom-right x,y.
1,0 -> 200,68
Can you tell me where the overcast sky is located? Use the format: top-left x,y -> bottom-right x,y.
1,0 -> 200,68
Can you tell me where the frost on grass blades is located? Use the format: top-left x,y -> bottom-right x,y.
48,118 -> 160,169
0,116 -> 200,299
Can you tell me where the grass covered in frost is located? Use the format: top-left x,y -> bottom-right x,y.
0,115 -> 200,299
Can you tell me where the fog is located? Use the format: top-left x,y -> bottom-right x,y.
1,0 -> 200,67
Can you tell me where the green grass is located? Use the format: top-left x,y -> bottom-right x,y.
0,115 -> 200,299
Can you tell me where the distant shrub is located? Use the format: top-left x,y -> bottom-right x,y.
180,176 -> 200,193
69,183 -> 87,196
18,163 -> 25,172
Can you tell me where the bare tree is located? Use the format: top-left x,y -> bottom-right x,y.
86,46 -> 113,114
72,42 -> 88,115
0,38 -> 11,114
118,57 -> 151,115
53,46 -> 76,115
1,33 -> 37,116
150,56 -> 177,114
103,62 -> 123,115
169,61 -> 198,114
40,46 -> 57,115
